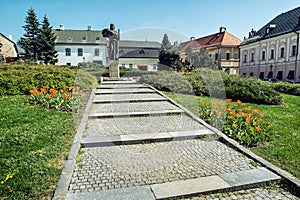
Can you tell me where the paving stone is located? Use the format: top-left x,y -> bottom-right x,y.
89,101 -> 180,114
219,167 -> 281,187
85,113 -> 206,137
151,176 -> 230,199
69,140 -> 258,193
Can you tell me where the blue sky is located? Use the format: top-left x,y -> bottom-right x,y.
1,0 -> 299,43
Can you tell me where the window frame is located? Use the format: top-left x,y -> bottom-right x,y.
78,48 -> 83,57
65,48 -> 71,56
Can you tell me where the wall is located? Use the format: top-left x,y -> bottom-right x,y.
55,44 -> 107,66
0,35 -> 17,58
119,58 -> 159,71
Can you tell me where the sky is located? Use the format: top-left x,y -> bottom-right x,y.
1,0 -> 300,44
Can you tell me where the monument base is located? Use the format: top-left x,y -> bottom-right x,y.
109,60 -> 120,79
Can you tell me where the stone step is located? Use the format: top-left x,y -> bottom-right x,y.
89,101 -> 181,114
68,140 -> 281,196
96,84 -> 148,89
89,109 -> 185,118
93,93 -> 166,102
92,97 -> 168,104
84,113 -> 206,137
81,130 -> 216,148
101,80 -> 137,84
151,167 -> 281,199
95,88 -> 155,94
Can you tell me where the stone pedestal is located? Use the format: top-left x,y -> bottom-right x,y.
109,60 -> 120,79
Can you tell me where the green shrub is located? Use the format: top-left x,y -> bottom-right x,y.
271,82 -> 300,96
0,64 -> 97,95
140,71 -> 193,94
185,69 -> 282,105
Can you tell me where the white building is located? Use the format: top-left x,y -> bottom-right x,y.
53,25 -> 107,66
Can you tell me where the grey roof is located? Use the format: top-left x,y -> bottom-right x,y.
53,29 -> 107,45
119,40 -> 161,49
119,49 -> 159,58
241,6 -> 300,46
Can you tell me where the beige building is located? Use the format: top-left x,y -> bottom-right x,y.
180,27 -> 242,74
0,33 -> 18,63
239,6 -> 300,82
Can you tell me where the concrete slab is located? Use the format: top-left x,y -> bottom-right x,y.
66,186 -> 155,200
169,129 -> 215,137
219,167 -> 281,187
151,176 -> 230,199
88,109 -> 185,118
92,97 -> 168,103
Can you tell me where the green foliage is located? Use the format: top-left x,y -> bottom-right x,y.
161,33 -> 172,50
158,50 -> 183,71
140,71 -> 193,94
186,69 -> 283,105
0,64 -> 97,96
0,95 -> 76,199
18,7 -> 40,62
38,15 -> 58,65
271,82 -> 300,96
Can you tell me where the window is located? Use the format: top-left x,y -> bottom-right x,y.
94,49 -> 99,56
259,72 -> 264,79
287,70 -> 295,80
280,47 -> 285,58
250,72 -> 254,77
234,52 -> 239,59
226,52 -> 230,60
291,45 -> 297,56
129,63 -> 133,68
78,48 -> 83,56
65,48 -> 71,56
82,36 -> 86,41
262,51 -> 266,60
153,64 -> 157,70
276,71 -> 283,80
251,52 -> 254,62
242,73 -> 246,76
96,37 -> 100,40
215,53 -> 218,61
68,36 -> 72,40
243,54 -> 247,63
270,49 -> 274,59
121,63 -> 126,67
139,50 -> 145,55
66,63 -> 71,66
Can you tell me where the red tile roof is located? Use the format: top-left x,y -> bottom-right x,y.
180,30 -> 242,52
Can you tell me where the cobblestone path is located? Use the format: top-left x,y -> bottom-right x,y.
55,81 -> 299,200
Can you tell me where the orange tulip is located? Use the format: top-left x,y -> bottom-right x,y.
246,116 -> 251,123
253,109 -> 259,114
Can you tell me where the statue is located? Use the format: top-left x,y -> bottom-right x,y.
102,23 -> 120,79
102,23 -> 120,61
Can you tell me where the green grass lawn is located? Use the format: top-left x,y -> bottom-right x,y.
0,95 -> 76,199
165,92 -> 300,179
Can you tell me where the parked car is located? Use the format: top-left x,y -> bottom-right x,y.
263,78 -> 278,83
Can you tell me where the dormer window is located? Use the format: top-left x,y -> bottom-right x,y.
68,36 -> 72,40
82,36 -> 86,41
96,37 -> 100,40
139,50 -> 145,55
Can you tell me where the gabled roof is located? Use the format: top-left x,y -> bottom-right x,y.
180,29 -> 242,52
53,29 -> 107,45
120,40 -> 161,49
119,48 -> 159,58
241,6 -> 300,46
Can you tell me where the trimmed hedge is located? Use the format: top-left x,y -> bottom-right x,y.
271,82 -> 300,96
140,71 -> 193,94
0,64 -> 97,96
186,69 -> 282,105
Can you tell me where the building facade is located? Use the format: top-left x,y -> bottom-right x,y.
180,27 -> 242,75
239,6 -> 300,82
53,25 -> 107,66
0,33 -> 18,63
119,40 -> 161,71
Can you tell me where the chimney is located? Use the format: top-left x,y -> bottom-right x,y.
8,34 -> 12,41
88,25 -> 92,31
190,37 -> 195,41
59,24 -> 65,31
219,27 -> 226,33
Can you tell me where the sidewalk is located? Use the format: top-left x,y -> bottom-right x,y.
53,81 -> 299,200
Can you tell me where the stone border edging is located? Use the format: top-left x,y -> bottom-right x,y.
147,84 -> 300,197
52,88 -> 96,200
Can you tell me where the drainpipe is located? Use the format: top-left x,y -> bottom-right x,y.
294,31 -> 299,83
